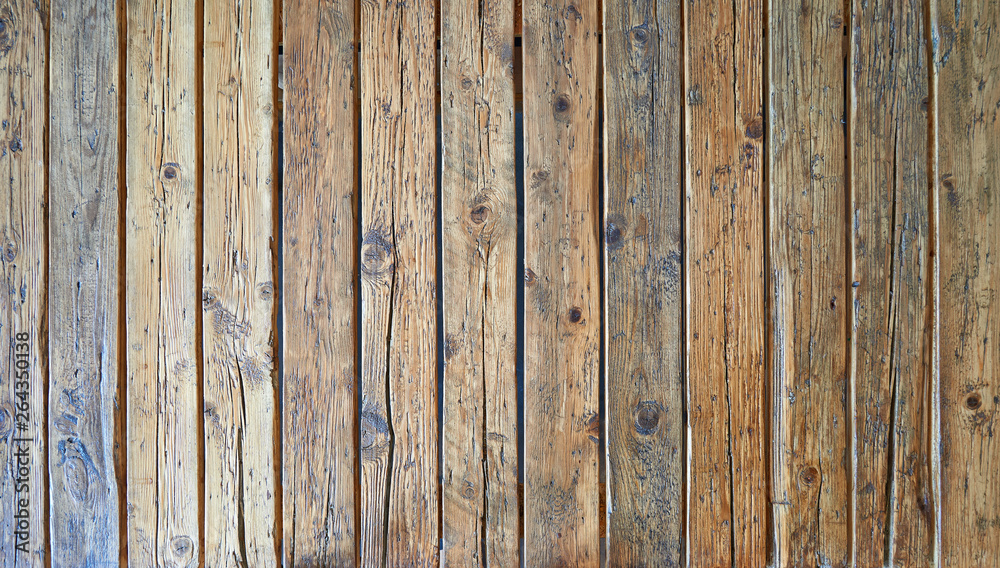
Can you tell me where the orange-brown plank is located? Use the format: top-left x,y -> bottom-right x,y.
937,0 -> 1000,564
602,0 -> 684,563
850,0 -> 935,564
522,0 -> 601,562
282,0 -> 358,564
440,0 -> 519,562
767,0 -> 850,564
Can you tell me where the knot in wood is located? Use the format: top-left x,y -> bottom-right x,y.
361,411 -> 391,461
634,401 -> 661,435
799,466 -> 819,487
361,229 -> 394,282
553,94 -> 572,119
966,393 -> 983,410
630,26 -> 649,45
170,535 -> 195,562
161,162 -> 181,181
606,215 -> 625,249
568,306 -> 583,323
470,205 -> 490,224
0,404 -> 12,438
524,268 -> 537,285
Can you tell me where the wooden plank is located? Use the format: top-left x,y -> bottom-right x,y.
767,0 -> 850,564
936,0 -> 1000,564
48,0 -> 122,566
0,1 -> 46,565
850,0 -> 935,565
359,0 -> 438,561
522,0 -> 600,562
204,1 -> 278,565
124,0 -> 200,565
440,0 -> 519,561
685,0 -> 766,563
281,0 -> 358,564
602,0 -> 684,562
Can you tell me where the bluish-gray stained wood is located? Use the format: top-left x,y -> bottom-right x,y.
767,0 -> 850,564
522,0 -> 601,562
602,0 -> 684,563
359,0 -> 439,561
282,0 -> 358,564
685,0 -> 766,563
48,1 -> 122,566
850,0 -> 935,564
0,1 -> 47,565
440,0 -> 519,561
936,0 -> 1000,564
204,0 -> 279,565
124,0 -> 200,565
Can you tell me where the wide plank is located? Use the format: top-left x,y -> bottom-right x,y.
850,0 -> 935,564
48,1 -> 122,566
440,0 -> 519,562
936,0 -> 1000,564
204,0 -> 279,565
0,1 -> 46,565
282,0 -> 359,564
602,0 -> 684,563
124,0 -> 200,565
767,0 -> 850,564
686,0 -> 766,564
522,0 -> 601,562
359,0 -> 439,561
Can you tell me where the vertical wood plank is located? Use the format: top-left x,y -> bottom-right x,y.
685,0 -> 766,563
936,0 -> 1000,564
850,0 -> 935,564
602,0 -> 684,562
282,0 -> 358,563
0,1 -> 46,565
359,0 -> 438,561
204,0 -> 278,565
124,0 -> 200,565
767,0 -> 850,564
522,0 -> 600,562
440,0 -> 519,561
48,1 -> 122,565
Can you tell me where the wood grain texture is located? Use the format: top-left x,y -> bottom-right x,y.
602,0 -> 684,563
124,0 -> 200,565
936,0 -> 1000,564
48,1 -> 121,566
850,0 -> 935,564
204,0 -> 278,565
281,0 -> 358,564
0,1 -> 46,565
359,0 -> 438,561
440,0 -> 519,561
522,0 -> 600,562
767,0 -> 850,564
685,0 -> 766,563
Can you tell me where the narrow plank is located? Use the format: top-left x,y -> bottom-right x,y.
48,0 -> 122,565
602,0 -> 684,562
936,0 -> 1000,564
204,0 -> 278,565
767,0 -> 850,564
685,0 -> 766,563
282,0 -> 358,563
522,0 -> 601,562
359,0 -> 438,560
440,0 -> 519,561
850,0 -> 935,564
124,0 -> 200,565
0,1 -> 46,565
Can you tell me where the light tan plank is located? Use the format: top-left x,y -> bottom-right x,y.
124,0 -> 200,565
440,0 -> 519,562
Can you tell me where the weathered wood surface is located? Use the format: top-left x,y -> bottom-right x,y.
359,0 -> 439,562
602,0 -> 684,563
851,0 -> 935,564
767,0 -> 850,564
48,1 -> 122,566
936,0 -> 1000,564
282,0 -> 358,564
124,0 -> 200,565
686,0 -> 767,564
522,0 -> 601,562
440,0 -> 519,562
0,1 -> 46,565
204,0 -> 278,565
